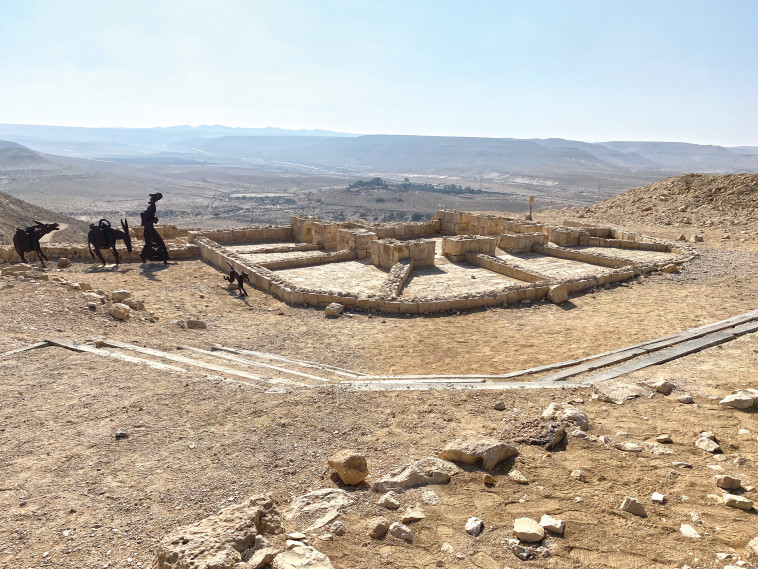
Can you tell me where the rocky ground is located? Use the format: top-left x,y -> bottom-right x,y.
1,214 -> 758,568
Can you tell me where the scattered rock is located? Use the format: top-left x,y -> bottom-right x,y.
720,391 -> 757,410
649,380 -> 674,395
377,492 -> 401,510
652,492 -> 666,504
270,542 -> 333,569
676,233 -> 687,241
438,438 -> 518,471
400,508 -> 425,524
122,298 -> 145,311
513,517 -> 544,543
672,461 -> 693,468
680,523 -> 701,539
504,419 -> 565,449
715,475 -> 742,490
508,469 -> 528,484
505,538 -> 537,560
324,303 -> 345,318
678,394 -> 694,404
57,258 -> 71,268
540,402 -> 590,430
614,442 -> 642,453
656,434 -> 673,444
153,495 -> 283,569
482,473 -> 495,485
570,469 -> 587,482
745,536 -> 758,560
421,490 -> 441,506
619,496 -> 647,518
539,514 -> 564,535
388,522 -> 413,542
493,401 -> 506,411
367,517 -> 389,539
440,542 -> 454,554
691,234 -> 704,242
372,457 -> 459,493
595,381 -> 651,404
695,437 -> 721,454
181,319 -> 207,330
723,494 -> 753,510
465,517 -> 484,536
111,290 -> 131,302
115,429 -> 129,439
109,303 -> 131,321
328,450 -> 368,485
330,521 -> 345,537
245,536 -> 282,569
660,264 -> 679,273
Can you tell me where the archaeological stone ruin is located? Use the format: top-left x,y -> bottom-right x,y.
0,210 -> 694,314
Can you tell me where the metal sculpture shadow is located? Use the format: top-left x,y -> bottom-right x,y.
139,193 -> 169,264
224,261 -> 250,296
88,218 -> 132,266
13,221 -> 60,267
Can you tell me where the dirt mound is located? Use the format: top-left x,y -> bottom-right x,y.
578,173 -> 758,229
0,191 -> 90,244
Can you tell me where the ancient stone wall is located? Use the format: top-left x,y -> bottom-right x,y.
370,238 -> 435,269
498,232 -> 549,253
442,235 -> 497,261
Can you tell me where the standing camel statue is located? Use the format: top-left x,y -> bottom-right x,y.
13,221 -> 60,267
88,218 -> 133,266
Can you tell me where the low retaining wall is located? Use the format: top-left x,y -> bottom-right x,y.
465,252 -> 549,283
532,244 -> 632,269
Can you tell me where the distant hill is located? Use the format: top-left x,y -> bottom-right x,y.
0,141 -> 52,168
579,173 -> 758,229
0,191 -> 90,245
0,125 -> 756,179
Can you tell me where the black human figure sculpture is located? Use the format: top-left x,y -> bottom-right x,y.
224,261 -> 250,296
139,193 -> 169,264
88,218 -> 133,266
13,221 -> 60,267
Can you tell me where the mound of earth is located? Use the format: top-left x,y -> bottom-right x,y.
577,173 -> 758,230
0,191 -> 90,244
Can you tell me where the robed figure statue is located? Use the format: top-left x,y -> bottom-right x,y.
139,192 -> 169,264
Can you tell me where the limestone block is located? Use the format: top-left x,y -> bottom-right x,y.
513,518 -> 544,543
328,450 -> 368,484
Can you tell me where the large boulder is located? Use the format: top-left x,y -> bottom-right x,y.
372,457 -> 459,493
438,438 -> 518,471
154,495 -> 283,569
720,391 -> 757,410
328,450 -> 368,485
540,402 -> 590,430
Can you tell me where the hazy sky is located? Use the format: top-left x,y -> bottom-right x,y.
1,0 -> 757,145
